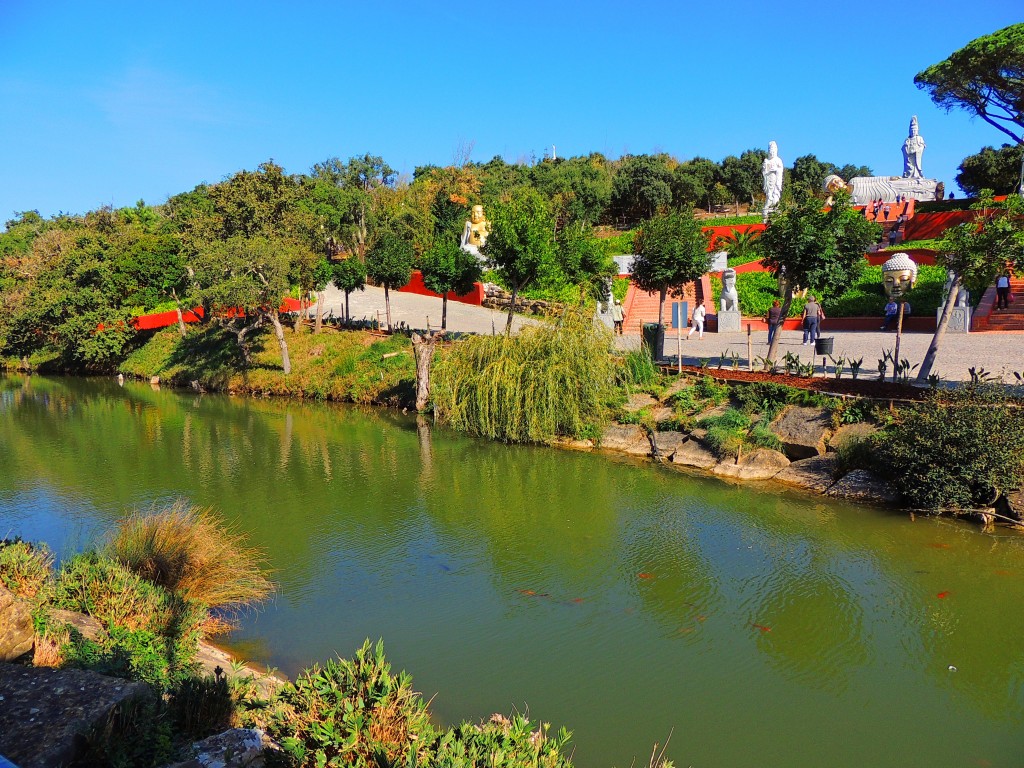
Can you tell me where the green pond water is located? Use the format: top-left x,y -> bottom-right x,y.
2,375 -> 1023,767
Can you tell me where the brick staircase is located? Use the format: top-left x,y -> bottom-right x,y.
622,281 -> 702,334
973,279 -> 1024,332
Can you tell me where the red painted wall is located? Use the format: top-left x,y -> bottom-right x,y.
397,270 -> 485,305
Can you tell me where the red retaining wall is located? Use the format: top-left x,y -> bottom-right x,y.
397,270 -> 485,305
129,298 -> 309,331
904,211 -> 974,241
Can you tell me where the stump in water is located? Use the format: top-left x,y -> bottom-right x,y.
411,332 -> 440,412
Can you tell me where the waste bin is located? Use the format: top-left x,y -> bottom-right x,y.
641,322 -> 664,361
814,337 -> 834,356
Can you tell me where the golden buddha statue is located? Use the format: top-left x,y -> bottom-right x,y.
461,205 -> 490,256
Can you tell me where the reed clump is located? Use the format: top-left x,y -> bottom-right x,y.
103,500 -> 274,619
431,309 -> 616,443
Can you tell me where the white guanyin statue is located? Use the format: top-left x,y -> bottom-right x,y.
902,116 -> 925,179
762,141 -> 783,220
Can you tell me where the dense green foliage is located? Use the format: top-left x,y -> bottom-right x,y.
431,310 -> 615,443
874,385 -> 1024,511
914,23 -> 1024,145
956,143 -> 1024,196
631,210 -> 712,324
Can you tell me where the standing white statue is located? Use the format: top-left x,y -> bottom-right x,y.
762,141 -> 784,221
902,116 -> 926,179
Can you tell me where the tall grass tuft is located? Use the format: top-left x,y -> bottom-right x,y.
103,501 -> 274,619
432,309 -> 616,443
0,539 -> 53,599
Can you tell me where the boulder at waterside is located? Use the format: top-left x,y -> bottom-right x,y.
601,424 -> 651,456
828,422 -> 878,452
770,406 -> 833,459
827,470 -> 899,505
670,439 -> 719,469
652,430 -> 686,458
0,586 -> 33,662
774,455 -> 838,493
712,449 -> 791,481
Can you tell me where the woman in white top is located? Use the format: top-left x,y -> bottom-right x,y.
687,303 -> 706,340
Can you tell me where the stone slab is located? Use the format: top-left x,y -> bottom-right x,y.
0,587 -> 33,663
652,430 -> 686,458
670,439 -> 718,469
0,663 -> 150,768
712,449 -> 790,481
827,470 -> 899,505
600,424 -> 651,456
770,406 -> 832,460
774,455 -> 838,493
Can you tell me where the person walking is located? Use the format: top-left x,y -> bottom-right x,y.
611,299 -> 625,334
687,303 -> 706,340
802,296 -> 824,345
766,299 -> 782,347
996,271 -> 1012,310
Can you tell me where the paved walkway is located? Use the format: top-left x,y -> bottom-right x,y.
628,327 -> 1023,383
310,284 -> 536,336
306,285 -> 1020,384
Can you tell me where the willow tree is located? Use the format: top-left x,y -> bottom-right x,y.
759,190 -> 879,364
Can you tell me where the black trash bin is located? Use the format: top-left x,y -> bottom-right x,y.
641,322 -> 664,361
814,337 -> 834,356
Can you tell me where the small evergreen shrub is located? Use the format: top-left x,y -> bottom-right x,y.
874,385 -> 1024,510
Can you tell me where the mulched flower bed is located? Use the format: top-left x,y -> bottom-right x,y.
661,364 -> 927,401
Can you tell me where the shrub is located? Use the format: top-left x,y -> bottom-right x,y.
103,501 -> 273,619
49,552 -> 205,686
266,640 -> 433,768
431,714 -> 574,768
432,309 -> 615,443
169,671 -> 235,740
698,408 -> 751,459
0,538 -> 53,599
874,385 -> 1024,510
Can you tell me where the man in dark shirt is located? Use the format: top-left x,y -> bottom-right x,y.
766,300 -> 783,346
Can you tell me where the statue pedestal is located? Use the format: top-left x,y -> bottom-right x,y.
939,306 -> 971,333
716,310 -> 742,333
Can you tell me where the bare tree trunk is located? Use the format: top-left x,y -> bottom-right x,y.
411,332 -> 440,411
658,286 -> 667,326
764,290 -> 794,365
234,322 -> 256,365
293,300 -> 304,333
314,291 -> 324,334
344,290 -> 351,325
917,274 -> 961,383
506,285 -> 518,334
171,288 -> 187,338
441,294 -> 448,331
384,285 -> 393,331
270,310 -> 292,375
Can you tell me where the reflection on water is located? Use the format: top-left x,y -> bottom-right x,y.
2,374 -> 1024,767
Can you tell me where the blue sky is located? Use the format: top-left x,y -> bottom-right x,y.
1,1 -> 1020,222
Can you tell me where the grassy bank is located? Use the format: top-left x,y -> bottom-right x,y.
120,324 -> 416,405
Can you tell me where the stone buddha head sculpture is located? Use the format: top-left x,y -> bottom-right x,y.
881,253 -> 918,299
470,205 -> 486,224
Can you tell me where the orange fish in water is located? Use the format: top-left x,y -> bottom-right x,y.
751,623 -> 772,633
637,572 -> 654,579
994,570 -> 1013,576
928,543 -> 951,549
519,589 -> 536,596
696,615 -> 707,622
936,591 -> 950,599
572,597 -> 584,603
